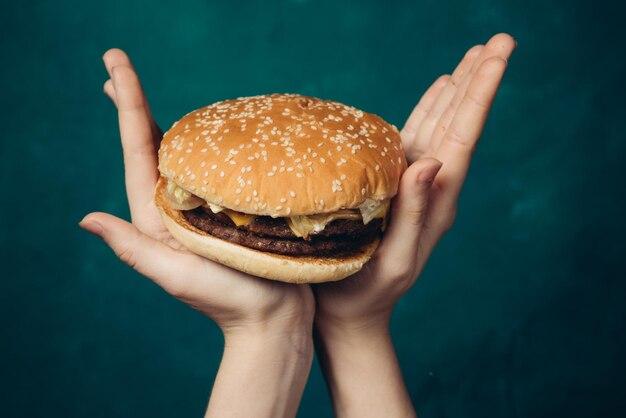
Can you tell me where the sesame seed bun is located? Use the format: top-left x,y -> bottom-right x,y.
154,176 -> 380,283
158,94 -> 406,216
155,93 -> 406,283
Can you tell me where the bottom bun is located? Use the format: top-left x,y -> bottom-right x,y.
154,178 -> 380,283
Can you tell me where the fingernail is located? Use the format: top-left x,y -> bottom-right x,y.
418,163 -> 442,184
79,218 -> 103,236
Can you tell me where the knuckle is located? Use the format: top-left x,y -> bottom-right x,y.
405,204 -> 429,227
425,111 -> 440,124
167,279 -> 190,300
113,232 -> 144,271
116,246 -> 138,269
377,250 -> 416,283
386,261 -> 414,285
438,210 -> 457,232
466,91 -> 490,111
445,127 -> 476,153
428,203 -> 457,233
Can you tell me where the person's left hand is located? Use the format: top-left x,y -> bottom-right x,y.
314,33 -> 517,333
311,34 -> 516,418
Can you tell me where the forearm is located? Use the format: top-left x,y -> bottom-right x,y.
205,327 -> 313,418
315,320 -> 416,418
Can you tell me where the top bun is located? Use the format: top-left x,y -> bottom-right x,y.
158,94 -> 407,216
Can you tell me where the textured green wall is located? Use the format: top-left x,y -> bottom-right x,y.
2,1 -> 625,417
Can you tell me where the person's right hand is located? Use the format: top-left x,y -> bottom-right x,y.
80,49 -> 314,418
81,48 -> 314,336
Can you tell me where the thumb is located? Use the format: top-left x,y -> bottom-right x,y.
378,158 -> 442,268
79,212 -> 197,298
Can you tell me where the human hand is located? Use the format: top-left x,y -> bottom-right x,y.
80,49 -> 314,418
315,33 -> 517,333
313,34 -> 517,418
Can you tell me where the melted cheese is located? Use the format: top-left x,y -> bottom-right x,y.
206,201 -> 389,238
165,177 -> 390,236
222,209 -> 256,227
206,204 -> 256,227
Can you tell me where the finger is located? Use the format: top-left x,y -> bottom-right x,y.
430,34 -> 516,152
103,79 -> 117,105
376,158 -> 442,278
79,212 -> 200,299
401,75 -> 450,162
102,48 -> 162,143
413,45 -> 483,156
435,57 -> 508,205
110,65 -> 160,220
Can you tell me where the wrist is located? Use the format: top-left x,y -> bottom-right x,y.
314,313 -> 415,418
314,309 -> 391,342
219,289 -> 314,351
208,316 -> 314,418
224,325 -> 314,360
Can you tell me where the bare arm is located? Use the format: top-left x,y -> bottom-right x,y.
313,33 -> 517,417
82,48 -> 315,418
206,321 -> 313,418
315,321 -> 414,418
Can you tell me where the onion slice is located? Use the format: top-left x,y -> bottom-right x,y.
163,180 -> 205,210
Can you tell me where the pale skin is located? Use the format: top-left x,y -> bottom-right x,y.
80,32 -> 515,418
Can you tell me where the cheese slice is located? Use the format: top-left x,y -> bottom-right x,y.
222,208 -> 256,227
204,200 -> 390,238
206,204 -> 256,227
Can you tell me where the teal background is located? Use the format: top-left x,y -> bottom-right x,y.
2,0 -> 625,417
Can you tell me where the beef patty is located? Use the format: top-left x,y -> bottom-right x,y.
183,207 -> 382,256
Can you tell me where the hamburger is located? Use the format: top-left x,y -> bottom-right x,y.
154,94 -> 406,283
